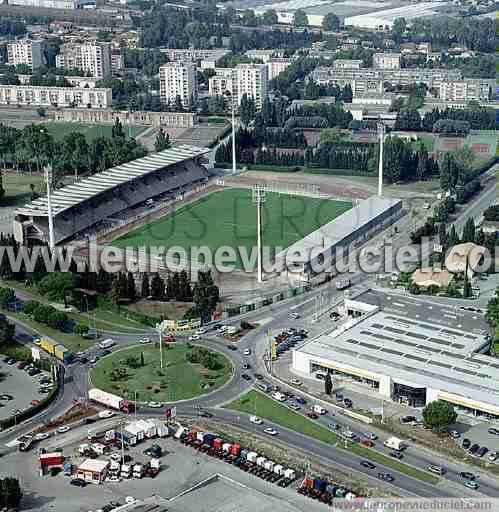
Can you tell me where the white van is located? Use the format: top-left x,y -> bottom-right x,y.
272,392 -> 286,402
312,404 -> 327,415
99,339 -> 115,350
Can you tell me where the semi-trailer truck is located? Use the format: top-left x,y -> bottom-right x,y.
88,388 -> 133,413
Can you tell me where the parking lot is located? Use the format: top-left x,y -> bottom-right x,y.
0,358 -> 52,421
7,426 -> 328,512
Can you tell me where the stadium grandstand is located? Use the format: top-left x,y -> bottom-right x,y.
13,145 -> 210,246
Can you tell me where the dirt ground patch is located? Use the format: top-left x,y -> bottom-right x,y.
126,300 -> 192,320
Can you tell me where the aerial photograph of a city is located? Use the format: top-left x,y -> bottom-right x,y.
0,0 -> 497,510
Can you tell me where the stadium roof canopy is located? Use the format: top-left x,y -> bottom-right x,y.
16,145 -> 209,218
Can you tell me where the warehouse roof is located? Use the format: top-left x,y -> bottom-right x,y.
15,144 -> 208,218
297,309 -> 498,409
275,196 -> 401,261
345,2 -> 448,23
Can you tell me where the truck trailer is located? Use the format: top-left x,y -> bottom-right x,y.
383,436 -> 406,451
88,388 -> 133,413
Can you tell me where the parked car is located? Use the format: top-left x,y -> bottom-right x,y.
35,432 -> 50,441
328,422 -> 340,430
291,378 -> 302,386
242,363 -> 251,370
228,345 -> 237,351
487,428 -> 499,436
241,374 -> 252,381
488,452 -> 498,462
343,398 -> 353,408
477,446 -> 488,458
364,432 -> 377,440
198,410 -> 213,418
427,465 -> 446,475
295,397 -> 307,405
361,439 -> 375,448
188,334 -> 200,341
70,478 -> 86,487
243,348 -> 251,356
288,403 -> 300,411
139,338 -> 151,344
306,412 -> 319,420
400,415 -> 417,424
250,416 -> 263,425
57,426 -> 71,434
254,373 -> 263,380
469,444 -> 480,454
361,461 -> 376,470
195,328 -> 206,335
449,430 -> 460,439
462,438 -> 471,449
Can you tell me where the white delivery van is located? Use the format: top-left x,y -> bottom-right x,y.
99,339 -> 115,350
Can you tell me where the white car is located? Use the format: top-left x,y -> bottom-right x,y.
106,475 -> 121,483
243,348 -> 251,355
288,403 -> 301,411
249,415 -> 263,425
489,452 -> 498,462
33,338 -> 42,346
263,428 -> 278,436
189,334 -> 200,341
364,432 -> 377,441
147,401 -> 162,408
139,338 -> 151,344
289,312 -> 300,319
98,410 -> 115,419
195,328 -> 206,335
57,426 -> 71,434
291,378 -> 302,386
125,497 -> 136,505
35,432 -> 50,441
342,430 -> 355,439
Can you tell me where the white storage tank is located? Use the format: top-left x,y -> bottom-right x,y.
246,451 -> 258,463
222,443 -> 232,453
256,456 -> 266,467
284,468 -> 296,480
264,460 -> 275,471
274,464 -> 284,475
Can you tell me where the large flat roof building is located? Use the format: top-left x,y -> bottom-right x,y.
293,295 -> 498,417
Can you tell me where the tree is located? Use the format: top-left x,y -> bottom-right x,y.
241,9 -> 257,27
322,13 -> 340,32
0,313 -> 14,346
74,324 -> 89,337
262,9 -> 278,25
140,351 -> 144,367
422,400 -> 457,431
0,477 -> 22,509
193,270 -> 219,318
154,128 -> 171,152
36,107 -> 46,118
439,153 -> 459,191
392,17 -> 407,39
126,272 -> 136,301
0,287 -> 15,308
36,272 -> 75,302
150,273 -> 165,300
112,118 -> 125,139
324,372 -> 333,395
394,109 -> 422,131
140,274 -> 150,298
461,217 -> 475,243
239,94 -> 256,126
293,9 -> 308,27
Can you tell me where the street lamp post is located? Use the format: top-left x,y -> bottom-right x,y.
377,122 -> 385,197
225,90 -> 237,175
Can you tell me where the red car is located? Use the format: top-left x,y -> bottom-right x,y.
361,439 -> 375,448
306,412 -> 319,420
30,399 -> 40,407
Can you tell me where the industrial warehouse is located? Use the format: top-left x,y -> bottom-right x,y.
13,145 -> 209,246
276,196 -> 403,278
292,298 -> 499,418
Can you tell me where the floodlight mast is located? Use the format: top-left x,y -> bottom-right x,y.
44,165 -> 55,253
224,89 -> 237,175
252,186 -> 266,283
377,122 -> 385,197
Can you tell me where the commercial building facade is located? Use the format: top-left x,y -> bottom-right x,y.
7,39 -> 44,70
159,62 -> 197,107
292,298 -> 498,418
56,41 -> 112,79
0,85 -> 111,108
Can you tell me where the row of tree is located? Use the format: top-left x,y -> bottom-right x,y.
0,119 -> 146,186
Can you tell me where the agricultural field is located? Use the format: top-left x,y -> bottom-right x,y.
90,344 -> 232,402
114,188 -> 352,270
42,122 -> 147,141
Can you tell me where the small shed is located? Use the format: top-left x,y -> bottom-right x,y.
77,458 -> 109,484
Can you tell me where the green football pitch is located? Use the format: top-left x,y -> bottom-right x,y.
114,188 -> 352,269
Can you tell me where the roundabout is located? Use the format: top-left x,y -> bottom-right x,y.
89,343 -> 233,403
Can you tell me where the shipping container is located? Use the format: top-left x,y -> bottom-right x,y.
204,434 -> 216,447
40,338 -> 58,355
303,477 -> 314,489
274,464 -> 284,475
264,460 -> 274,472
335,488 -> 347,498
196,432 -> 205,442
231,444 -> 241,457
284,469 -> 296,480
54,344 -> 73,363
256,456 -> 266,467
213,438 -> 223,450
326,484 -> 337,495
247,451 -> 258,463
314,478 -> 327,492
222,443 -> 232,453
88,388 -> 133,413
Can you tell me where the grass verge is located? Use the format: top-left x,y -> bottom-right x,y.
226,391 -> 438,485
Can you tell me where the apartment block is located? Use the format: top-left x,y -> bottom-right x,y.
439,79 -> 494,102
56,42 -> 112,79
267,58 -> 291,80
373,52 -> 401,70
7,40 -> 44,70
159,62 -> 197,107
0,85 -> 112,108
333,59 -> 363,70
9,0 -> 81,8
236,63 -> 268,110
111,53 -> 125,73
